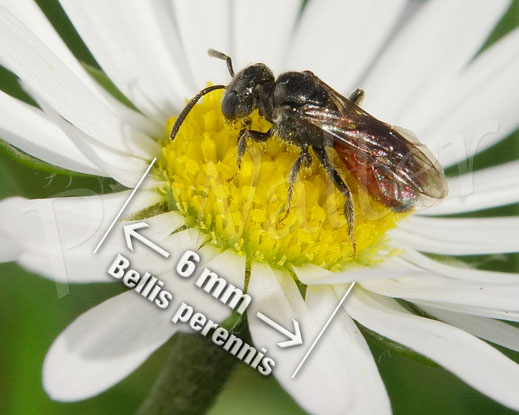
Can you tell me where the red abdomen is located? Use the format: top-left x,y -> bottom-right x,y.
333,142 -> 416,212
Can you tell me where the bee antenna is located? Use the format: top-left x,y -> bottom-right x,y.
170,84 -> 226,141
208,49 -> 235,77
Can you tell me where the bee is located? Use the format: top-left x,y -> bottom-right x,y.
170,49 -> 448,256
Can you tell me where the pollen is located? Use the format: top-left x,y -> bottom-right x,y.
157,89 -> 408,270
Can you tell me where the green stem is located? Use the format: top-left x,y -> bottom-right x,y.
138,318 -> 246,415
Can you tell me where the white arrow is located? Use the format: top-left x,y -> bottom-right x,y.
123,222 -> 170,258
256,312 -> 303,348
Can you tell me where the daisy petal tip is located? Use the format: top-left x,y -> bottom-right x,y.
42,337 -> 100,402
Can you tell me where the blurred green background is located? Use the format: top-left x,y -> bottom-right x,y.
1,0 -> 518,414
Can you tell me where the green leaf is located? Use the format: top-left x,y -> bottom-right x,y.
126,201 -> 170,221
81,62 -> 138,110
0,138 -> 90,177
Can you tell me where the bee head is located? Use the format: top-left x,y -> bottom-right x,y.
221,63 -> 274,119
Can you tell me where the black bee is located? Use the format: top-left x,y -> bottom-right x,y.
170,49 -> 448,256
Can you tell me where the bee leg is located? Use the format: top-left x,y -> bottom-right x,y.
278,147 -> 311,223
236,128 -> 273,169
313,147 -> 357,257
348,88 -> 365,106
228,128 -> 273,182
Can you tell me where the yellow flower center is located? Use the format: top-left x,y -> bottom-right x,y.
157,89 -> 408,270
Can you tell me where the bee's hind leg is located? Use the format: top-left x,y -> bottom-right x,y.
348,88 -> 365,106
278,146 -> 312,223
313,147 -> 357,257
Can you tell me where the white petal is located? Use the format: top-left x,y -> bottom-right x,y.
391,216 -> 519,255
0,91 -> 103,175
0,0 -> 159,137
421,29 -> 519,167
59,0 -> 194,120
0,6 -> 158,159
362,0 -> 509,125
248,264 -> 390,415
0,0 -> 95,96
232,0 -> 300,75
292,261 -> 424,285
43,246 -> 240,401
31,89 -> 155,187
399,248 -> 519,284
1,0 -> 159,138
412,300 -> 519,323
173,0 -> 232,88
420,305 -> 519,353
361,272 -> 519,312
0,191 -> 177,282
420,160 -> 519,215
400,249 -> 519,284
43,289 -> 176,401
286,0 -> 407,93
22,79 -> 158,187
346,289 -> 519,411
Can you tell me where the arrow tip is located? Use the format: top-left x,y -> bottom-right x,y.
123,225 -> 135,252
277,319 -> 303,349
123,222 -> 148,251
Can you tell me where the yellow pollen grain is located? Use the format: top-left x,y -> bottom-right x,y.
157,89 -> 408,270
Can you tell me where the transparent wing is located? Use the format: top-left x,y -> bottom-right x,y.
299,80 -> 448,211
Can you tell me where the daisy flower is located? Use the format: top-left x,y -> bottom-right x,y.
1,0 -> 519,414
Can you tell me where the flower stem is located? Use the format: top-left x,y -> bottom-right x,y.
137,316 -> 245,415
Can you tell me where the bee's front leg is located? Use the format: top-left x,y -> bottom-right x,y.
227,128 -> 273,183
236,128 -> 273,169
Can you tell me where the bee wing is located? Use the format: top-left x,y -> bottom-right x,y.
300,81 -> 448,211
389,125 -> 449,202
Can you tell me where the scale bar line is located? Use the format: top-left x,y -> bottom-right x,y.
93,158 -> 157,254
291,282 -> 356,378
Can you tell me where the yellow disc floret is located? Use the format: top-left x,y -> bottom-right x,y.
157,89 -> 408,270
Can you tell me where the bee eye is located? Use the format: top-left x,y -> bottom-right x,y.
221,90 -> 238,118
